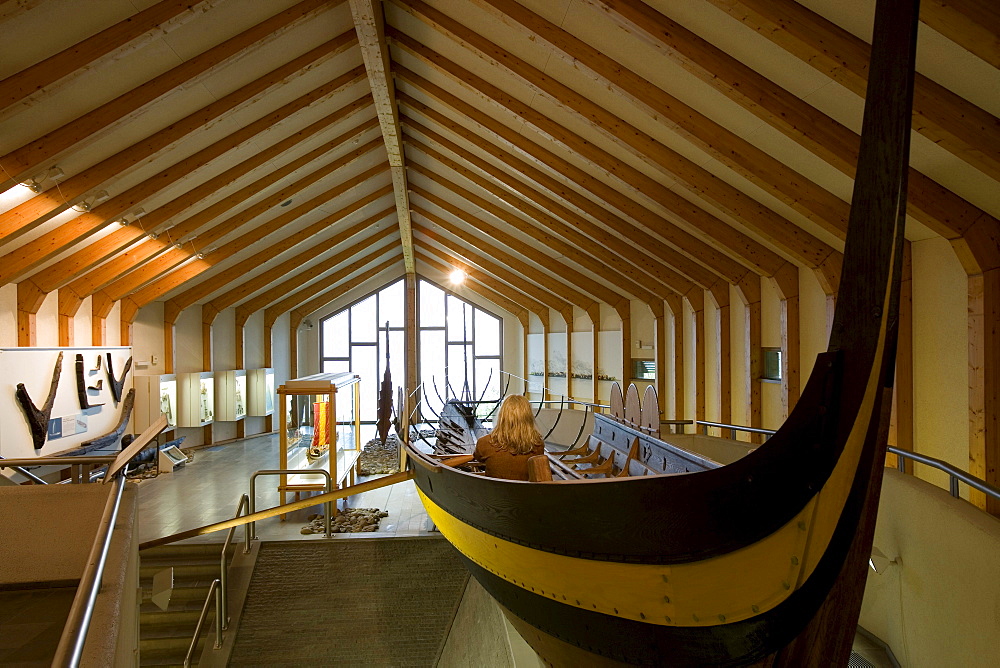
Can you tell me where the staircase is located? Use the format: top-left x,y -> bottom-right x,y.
138,543 -> 229,667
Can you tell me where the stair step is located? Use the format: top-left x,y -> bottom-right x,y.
140,543 -> 224,559
140,609 -> 201,629
140,598 -> 205,615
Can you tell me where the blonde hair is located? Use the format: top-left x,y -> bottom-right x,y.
491,394 -> 542,455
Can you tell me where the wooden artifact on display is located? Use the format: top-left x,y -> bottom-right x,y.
106,353 -> 132,404
75,354 -> 104,409
623,382 -> 641,429
15,351 -> 63,450
376,322 -> 393,446
104,413 -> 168,481
50,389 -> 136,457
640,385 -> 660,437
403,0 -> 918,663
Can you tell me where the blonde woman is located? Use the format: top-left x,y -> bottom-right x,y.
472,394 -> 545,480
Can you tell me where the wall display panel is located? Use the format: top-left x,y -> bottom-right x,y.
215,370 -> 247,422
247,368 -> 275,416
0,347 -> 132,459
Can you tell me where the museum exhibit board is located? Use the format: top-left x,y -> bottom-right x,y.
275,372 -> 361,508
215,370 -> 247,422
178,371 -> 215,428
0,347 -> 133,461
247,368 -> 275,416
133,374 -> 177,432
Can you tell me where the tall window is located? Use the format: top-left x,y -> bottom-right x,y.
319,277 -> 502,425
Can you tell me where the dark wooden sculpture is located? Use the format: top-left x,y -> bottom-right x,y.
75,354 -> 104,409
106,353 -> 133,405
403,0 -> 919,664
51,389 -> 135,457
376,322 -> 393,446
15,351 -> 63,451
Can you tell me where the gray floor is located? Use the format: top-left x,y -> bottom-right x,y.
135,433 -> 435,546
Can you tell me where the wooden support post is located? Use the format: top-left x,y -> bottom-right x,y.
739,276 -> 763,440
772,263 -> 801,418
665,294 -> 684,420
201,316 -> 213,373
709,284 -> 731,424
91,291 -> 112,346
652,301 -> 667,414
889,243 -> 913,473
16,281 -> 47,346
289,318 -> 299,379
969,268 -> 1000,515
565,318 -> 574,400
619,306 -> 631,394
688,289 -> 706,422
235,322 -> 244,371
263,324 -> 273,368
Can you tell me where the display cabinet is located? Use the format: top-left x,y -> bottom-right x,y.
215,370 -> 247,422
133,374 -> 177,432
247,368 -> 275,416
275,372 -> 362,509
178,372 -> 214,427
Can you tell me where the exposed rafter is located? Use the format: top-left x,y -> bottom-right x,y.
349,0 -> 414,273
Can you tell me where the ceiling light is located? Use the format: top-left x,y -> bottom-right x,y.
449,268 -> 466,285
19,179 -> 41,193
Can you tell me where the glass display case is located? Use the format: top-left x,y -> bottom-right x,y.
275,372 -> 361,508
133,374 -> 177,432
247,368 -> 275,416
215,369 -> 247,422
178,372 -> 214,427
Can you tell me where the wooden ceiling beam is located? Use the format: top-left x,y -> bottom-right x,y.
349,0 -> 414,273
0,33 -> 356,243
118,180 -> 394,315
44,98 -> 376,296
264,243 -> 400,328
409,164 -> 649,307
586,0 -> 999,272
458,0 -> 852,239
391,6 -> 839,278
705,0 -> 1000,182
0,0 -> 211,116
413,221 -> 575,317
390,51 -> 815,290
411,205 -> 596,316
922,0 -> 1000,69
405,127 -> 689,299
206,223 -> 396,325
0,0 -> 343,188
397,91 -> 746,288
415,248 -> 531,328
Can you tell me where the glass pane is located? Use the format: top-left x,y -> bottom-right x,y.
377,329 -> 406,394
420,329 -> 446,418
351,295 -> 377,342
378,278 -> 405,329
351,345 -> 378,422
322,310 -> 349,358
474,310 -> 500,357
322,359 -> 350,374
475,358 -> 501,407
447,343 -> 473,399
420,280 -> 445,327
447,295 -> 469,342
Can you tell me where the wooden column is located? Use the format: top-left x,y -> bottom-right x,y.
709,284 -> 731,424
591,313 -> 599,405
969,268 -> 1000,515
772,263 -> 801,418
688,289 -> 706,422
16,281 -> 46,346
739,276 -> 763,439
619,306 -> 631,393
665,294 -> 684,420
235,322 -> 245,370
91,291 -> 112,346
289,318 -> 299,379
889,243 -> 913,473
652,301 -> 668,413
565,318 -> 573,400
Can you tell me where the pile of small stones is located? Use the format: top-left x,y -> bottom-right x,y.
300,507 -> 389,534
358,435 -> 400,475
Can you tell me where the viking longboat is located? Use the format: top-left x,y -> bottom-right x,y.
403,0 -> 918,663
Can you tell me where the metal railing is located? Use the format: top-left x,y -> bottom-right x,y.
695,420 -> 776,441
684,420 -> 1000,504
0,454 -> 48,484
249,469 -> 332,540
220,494 -> 251,630
50,464 -> 129,667
888,446 -> 1000,501
0,455 -> 117,485
184,578 -> 222,668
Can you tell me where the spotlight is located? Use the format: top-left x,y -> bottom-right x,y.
449,268 -> 466,285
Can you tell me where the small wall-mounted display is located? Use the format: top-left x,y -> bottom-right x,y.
247,368 -> 275,416
178,372 -> 214,427
215,370 -> 248,422
760,347 -> 783,382
133,374 -> 177,432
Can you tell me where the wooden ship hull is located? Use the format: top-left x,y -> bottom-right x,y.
404,0 -> 919,663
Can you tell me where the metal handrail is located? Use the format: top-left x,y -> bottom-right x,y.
0,454 -> 47,484
249,469 -> 332,540
695,420 -> 776,440
50,465 -> 129,667
183,578 -> 222,668
0,455 -> 117,467
888,446 -> 1000,501
220,494 -> 251,631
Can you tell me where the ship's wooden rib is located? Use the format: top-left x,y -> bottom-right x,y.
404,0 -> 918,663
